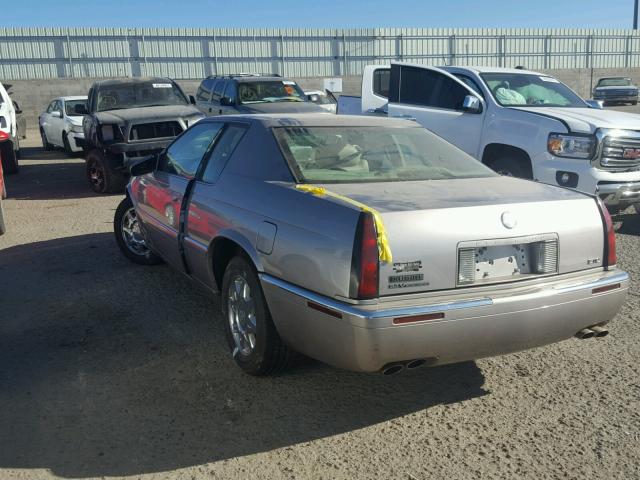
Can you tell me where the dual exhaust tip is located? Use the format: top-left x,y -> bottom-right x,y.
575,325 -> 609,339
382,358 -> 430,375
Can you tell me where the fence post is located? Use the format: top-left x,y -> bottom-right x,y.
343,33 -> 348,76
544,35 -> 550,69
213,32 -> 219,76
625,35 -> 631,68
399,32 -> 403,61
448,34 -> 455,66
66,34 -> 73,78
280,32 -> 285,77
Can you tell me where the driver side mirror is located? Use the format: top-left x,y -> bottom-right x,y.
51,111 -> 62,118
220,96 -> 235,106
12,101 -> 22,114
129,154 -> 158,177
74,103 -> 88,115
189,95 -> 196,105
585,99 -> 604,110
461,95 -> 482,114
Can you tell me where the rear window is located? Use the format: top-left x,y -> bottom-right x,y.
597,78 -> 632,87
274,126 -> 495,184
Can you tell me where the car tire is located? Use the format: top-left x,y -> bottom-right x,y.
0,198 -> 6,235
40,129 -> 53,151
86,150 -> 127,194
63,133 -> 74,156
221,256 -> 296,376
0,141 -> 19,175
487,156 -> 532,179
113,196 -> 163,265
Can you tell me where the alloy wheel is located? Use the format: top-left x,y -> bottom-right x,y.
120,207 -> 149,256
227,275 -> 258,357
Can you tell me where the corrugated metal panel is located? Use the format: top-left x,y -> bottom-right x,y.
1,27 -> 640,80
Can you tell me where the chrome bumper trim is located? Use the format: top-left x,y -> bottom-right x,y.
259,274 -> 493,320
553,271 -> 629,294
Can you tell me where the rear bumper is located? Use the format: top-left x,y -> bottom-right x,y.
260,269 -> 629,372
594,94 -> 638,102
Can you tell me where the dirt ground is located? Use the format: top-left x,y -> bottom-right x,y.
0,133 -> 639,480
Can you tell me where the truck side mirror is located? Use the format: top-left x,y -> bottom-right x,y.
585,99 -> 604,109
461,95 -> 482,114
220,97 -> 235,106
189,95 -> 196,105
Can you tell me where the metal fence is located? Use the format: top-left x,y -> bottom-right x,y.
2,27 -> 640,80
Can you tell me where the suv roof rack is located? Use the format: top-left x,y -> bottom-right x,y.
206,73 -> 282,79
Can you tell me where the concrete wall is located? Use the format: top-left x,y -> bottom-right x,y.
6,68 -> 638,132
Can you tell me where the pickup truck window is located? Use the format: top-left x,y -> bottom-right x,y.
373,69 -> 391,98
596,78 -> 632,87
158,123 -> 223,178
481,73 -> 587,108
96,81 -> 188,111
397,66 -> 468,110
211,80 -> 226,103
275,125 -> 495,183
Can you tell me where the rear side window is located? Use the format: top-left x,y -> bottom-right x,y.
201,125 -> 247,183
158,123 -> 223,178
196,79 -> 213,102
398,66 -> 469,110
223,81 -> 237,103
373,69 -> 390,98
211,80 -> 226,103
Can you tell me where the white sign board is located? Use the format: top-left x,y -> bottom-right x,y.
323,77 -> 343,93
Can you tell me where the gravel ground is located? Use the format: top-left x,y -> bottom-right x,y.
0,134 -> 639,480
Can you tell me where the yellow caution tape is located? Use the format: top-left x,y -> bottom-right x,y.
295,184 -> 393,264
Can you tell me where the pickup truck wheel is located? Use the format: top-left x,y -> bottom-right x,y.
487,156 -> 531,179
86,150 -> 127,194
113,196 -> 163,265
0,142 -> 19,175
222,256 -> 295,376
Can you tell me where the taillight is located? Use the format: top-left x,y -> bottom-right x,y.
0,130 -> 9,141
596,197 -> 616,269
350,212 -> 379,299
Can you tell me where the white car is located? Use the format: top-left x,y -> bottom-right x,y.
0,81 -> 22,174
304,90 -> 337,113
39,96 -> 88,154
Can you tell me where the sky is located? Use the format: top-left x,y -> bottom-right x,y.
1,0 -> 636,29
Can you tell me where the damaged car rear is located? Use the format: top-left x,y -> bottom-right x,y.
115,114 -> 628,376
82,77 -> 204,193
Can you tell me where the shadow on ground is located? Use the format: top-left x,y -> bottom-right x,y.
0,233 -> 487,478
6,146 -> 116,201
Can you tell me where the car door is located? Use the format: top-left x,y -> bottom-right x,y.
183,123 -> 249,289
387,64 -> 486,158
208,80 -> 226,116
195,79 -> 214,115
136,122 -> 224,271
46,100 -> 65,146
219,81 -> 237,115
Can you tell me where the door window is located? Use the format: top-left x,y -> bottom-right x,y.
399,66 -> 469,111
201,125 -> 247,183
46,101 -> 56,113
196,79 -> 213,102
157,123 -> 223,178
211,80 -> 226,103
222,81 -> 237,104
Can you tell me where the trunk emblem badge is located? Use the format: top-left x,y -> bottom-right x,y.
501,211 -> 517,229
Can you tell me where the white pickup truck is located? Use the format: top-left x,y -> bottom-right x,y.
340,63 -> 640,215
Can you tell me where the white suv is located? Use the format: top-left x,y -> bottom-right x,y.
0,82 -> 21,174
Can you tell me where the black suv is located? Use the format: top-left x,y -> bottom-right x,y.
194,74 -> 324,116
81,77 -> 204,193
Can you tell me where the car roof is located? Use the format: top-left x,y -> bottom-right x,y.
442,65 -> 545,75
200,113 -> 418,128
597,76 -> 631,80
92,77 -> 174,88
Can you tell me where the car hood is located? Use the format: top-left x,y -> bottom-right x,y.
317,175 -> 585,213
94,105 -> 201,124
237,102 -> 326,114
512,106 -> 640,133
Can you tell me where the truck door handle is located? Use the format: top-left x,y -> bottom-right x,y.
208,107 -> 212,113
219,109 -> 222,115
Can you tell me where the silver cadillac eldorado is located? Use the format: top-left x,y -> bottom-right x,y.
114,114 -> 629,376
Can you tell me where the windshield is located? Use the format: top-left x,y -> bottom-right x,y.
597,78 -> 632,87
65,99 -> 87,116
96,82 -> 188,111
274,126 -> 496,184
481,73 -> 587,108
238,81 -> 307,104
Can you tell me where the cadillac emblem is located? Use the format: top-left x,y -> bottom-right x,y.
501,211 -> 517,229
